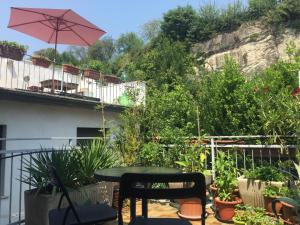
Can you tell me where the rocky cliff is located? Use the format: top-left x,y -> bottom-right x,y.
192,21 -> 300,74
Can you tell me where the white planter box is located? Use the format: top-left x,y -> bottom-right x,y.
24,182 -> 113,225
237,176 -> 283,208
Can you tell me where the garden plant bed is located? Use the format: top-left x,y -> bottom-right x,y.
0,44 -> 25,61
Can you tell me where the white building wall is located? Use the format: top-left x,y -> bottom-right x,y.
0,99 -> 121,224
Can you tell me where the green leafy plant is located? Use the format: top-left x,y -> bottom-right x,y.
0,40 -> 27,53
76,139 -> 121,185
22,147 -> 80,193
22,140 -> 120,193
175,143 -> 209,173
215,151 -> 238,201
244,164 -> 287,182
233,204 -> 283,224
263,185 -> 282,198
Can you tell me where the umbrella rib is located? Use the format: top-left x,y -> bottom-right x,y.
64,19 -> 106,32
11,8 -> 105,33
8,18 -> 56,28
68,26 -> 91,46
40,21 -> 55,30
47,29 -> 56,43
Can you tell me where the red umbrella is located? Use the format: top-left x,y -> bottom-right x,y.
8,7 -> 106,92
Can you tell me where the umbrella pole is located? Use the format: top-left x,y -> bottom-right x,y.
51,23 -> 59,93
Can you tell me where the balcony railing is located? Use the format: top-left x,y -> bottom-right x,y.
0,56 -> 145,106
0,135 -> 297,225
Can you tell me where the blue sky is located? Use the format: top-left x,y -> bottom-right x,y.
0,0 -> 247,54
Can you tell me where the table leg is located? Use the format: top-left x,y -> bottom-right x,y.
142,198 -> 148,218
130,197 -> 136,220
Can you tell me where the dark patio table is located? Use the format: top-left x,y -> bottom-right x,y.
94,166 -> 181,219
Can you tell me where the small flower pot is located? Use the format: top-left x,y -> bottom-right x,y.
281,201 -> 298,225
263,195 -> 282,215
103,75 -> 121,84
83,69 -> 100,80
178,191 -> 209,221
32,56 -> 51,68
215,197 -> 242,222
0,45 -> 25,61
63,64 -> 80,75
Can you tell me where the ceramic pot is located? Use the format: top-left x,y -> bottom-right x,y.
63,64 -> 80,75
83,69 -> 100,80
178,198 -> 205,220
215,197 -> 242,222
32,56 -> 51,68
263,195 -> 282,215
0,45 -> 25,61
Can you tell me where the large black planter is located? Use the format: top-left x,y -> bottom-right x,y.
0,45 -> 25,61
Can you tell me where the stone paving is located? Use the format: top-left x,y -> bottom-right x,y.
105,201 -> 226,225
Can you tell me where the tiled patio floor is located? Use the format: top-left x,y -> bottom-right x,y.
105,201 -> 226,225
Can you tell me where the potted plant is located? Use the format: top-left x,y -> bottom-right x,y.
175,143 -> 211,220
62,63 -> 80,75
214,152 -> 242,222
31,55 -> 51,68
0,40 -> 27,61
22,139 -> 120,225
263,184 -> 285,214
233,204 -> 283,225
238,164 -> 287,208
273,162 -> 300,224
83,68 -> 100,80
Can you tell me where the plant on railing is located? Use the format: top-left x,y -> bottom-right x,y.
0,40 -> 27,53
0,40 -> 27,61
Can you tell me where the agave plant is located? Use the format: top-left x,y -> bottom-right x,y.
22,147 -> 80,193
75,138 -> 121,185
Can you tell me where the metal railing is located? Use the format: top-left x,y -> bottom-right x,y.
0,56 -> 145,105
0,135 -> 298,225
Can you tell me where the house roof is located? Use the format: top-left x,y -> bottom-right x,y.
0,87 -> 124,112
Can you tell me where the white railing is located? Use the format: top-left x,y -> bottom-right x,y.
0,56 -> 145,106
0,135 -> 298,225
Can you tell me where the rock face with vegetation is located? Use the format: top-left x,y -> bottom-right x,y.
193,21 -> 300,73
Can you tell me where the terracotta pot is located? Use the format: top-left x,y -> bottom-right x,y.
263,196 -> 282,215
63,64 -> 80,75
32,56 -> 51,68
0,45 -> 25,61
214,197 -> 242,222
178,198 -> 205,220
103,75 -> 121,84
84,69 -> 100,80
281,201 -> 298,225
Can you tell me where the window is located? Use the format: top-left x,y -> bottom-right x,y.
0,125 -> 6,196
76,127 -> 108,145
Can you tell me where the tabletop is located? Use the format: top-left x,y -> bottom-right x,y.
94,166 -> 181,182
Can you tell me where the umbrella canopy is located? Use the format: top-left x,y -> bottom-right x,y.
8,7 -> 106,46
8,7 -> 106,92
